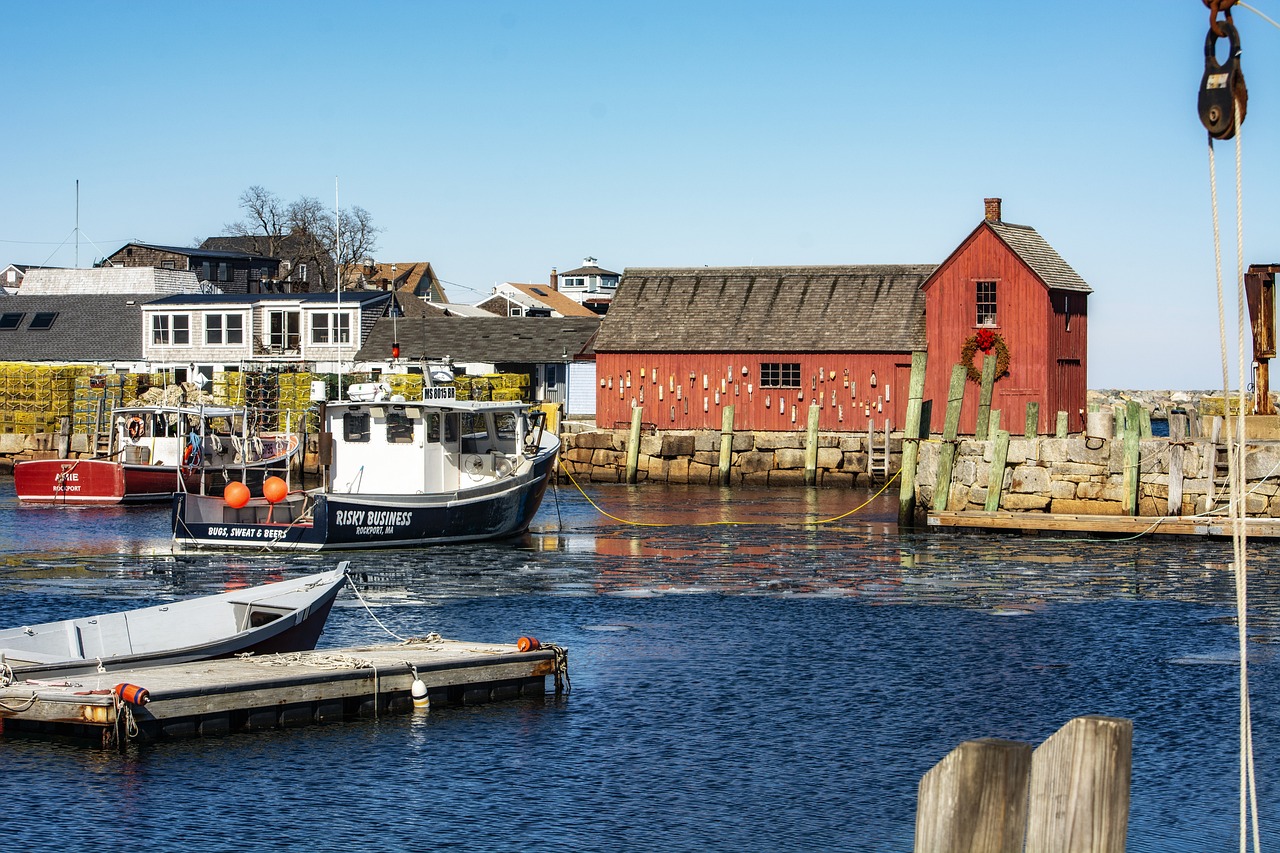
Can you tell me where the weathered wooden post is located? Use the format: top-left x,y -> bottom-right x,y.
913,738 -> 1032,853
1024,401 -> 1039,438
804,403 -> 821,486
898,351 -> 928,528
718,404 -> 735,486
989,409 -> 1001,436
625,405 -> 643,484
1024,716 -> 1132,853
1168,411 -> 1187,516
1123,400 -> 1140,515
984,430 -> 1010,512
1139,406 -> 1153,439
57,416 -> 71,460
976,355 -> 996,440
1055,410 -> 1068,438
932,365 -> 967,513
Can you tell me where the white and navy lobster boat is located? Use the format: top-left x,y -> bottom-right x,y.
0,564 -> 348,680
171,382 -> 560,551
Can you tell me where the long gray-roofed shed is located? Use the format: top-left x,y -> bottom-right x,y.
597,265 -> 938,353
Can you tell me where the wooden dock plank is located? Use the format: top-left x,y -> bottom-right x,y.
927,510 -> 1280,539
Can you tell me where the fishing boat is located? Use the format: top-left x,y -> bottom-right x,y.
13,402 -> 301,504
171,381 -> 560,550
0,564 -> 348,680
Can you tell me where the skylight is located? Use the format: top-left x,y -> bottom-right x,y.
29,312 -> 58,330
0,312 -> 24,330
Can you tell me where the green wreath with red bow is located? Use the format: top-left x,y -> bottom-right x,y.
961,329 -> 1010,384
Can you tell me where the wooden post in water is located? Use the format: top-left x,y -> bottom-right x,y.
804,403 -> 821,486
1024,401 -> 1039,438
1055,410 -> 1068,438
913,738 -> 1032,853
625,405 -> 643,484
975,355 -> 996,440
1168,411 -> 1187,516
932,365 -> 968,513
984,430 -> 1010,512
1122,400 -> 1140,515
898,351 -> 927,528
1139,407 -> 1153,439
718,404 -> 735,486
1024,716 -> 1132,853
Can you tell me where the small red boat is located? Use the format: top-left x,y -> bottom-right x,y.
14,403 -> 300,505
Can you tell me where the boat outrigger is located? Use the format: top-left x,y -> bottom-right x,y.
171,382 -> 559,550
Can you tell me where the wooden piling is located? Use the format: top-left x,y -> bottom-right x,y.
989,409 -> 1001,436
984,430 -> 1010,512
913,738 -> 1032,853
1024,401 -> 1039,438
804,403 -> 821,486
1055,410 -> 1068,438
932,365 -> 967,513
1025,716 -> 1132,853
898,351 -> 927,528
1168,412 -> 1187,516
625,405 -> 643,484
718,404 -> 735,486
1122,401 -> 1140,515
976,355 -> 997,440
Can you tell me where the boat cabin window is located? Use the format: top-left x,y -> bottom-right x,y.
425,413 -> 441,443
385,411 -> 414,444
461,413 -> 489,453
444,413 -> 459,444
494,412 -> 518,442
343,411 -> 371,442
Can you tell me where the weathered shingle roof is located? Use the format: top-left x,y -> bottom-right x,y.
357,316 -> 600,363
596,265 -> 936,352
0,294 -> 159,361
560,263 -> 621,278
987,221 -> 1092,293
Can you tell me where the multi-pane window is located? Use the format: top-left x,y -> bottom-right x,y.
976,280 -> 997,326
759,362 -> 801,388
152,314 -> 190,345
311,311 -> 351,344
205,313 -> 244,345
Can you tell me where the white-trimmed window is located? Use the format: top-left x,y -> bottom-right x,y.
976,280 -> 998,327
759,362 -> 801,388
205,312 -> 245,345
152,313 -> 190,346
311,311 -> 351,344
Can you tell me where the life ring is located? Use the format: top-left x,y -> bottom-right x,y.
127,416 -> 145,441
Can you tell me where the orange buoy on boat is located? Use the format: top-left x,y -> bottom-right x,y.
114,683 -> 150,706
224,481 -> 251,508
516,636 -> 540,652
262,476 -> 288,503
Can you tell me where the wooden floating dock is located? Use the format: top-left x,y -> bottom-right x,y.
0,637 -> 566,748
928,510 -> 1280,539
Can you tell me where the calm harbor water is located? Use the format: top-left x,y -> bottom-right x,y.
0,475 -> 1276,852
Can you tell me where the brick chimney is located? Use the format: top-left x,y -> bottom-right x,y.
984,197 -> 1002,222
550,267 -> 559,291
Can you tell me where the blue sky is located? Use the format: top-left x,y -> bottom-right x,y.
3,1 -> 1278,390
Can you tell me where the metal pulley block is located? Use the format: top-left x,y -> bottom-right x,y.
1199,19 -> 1247,139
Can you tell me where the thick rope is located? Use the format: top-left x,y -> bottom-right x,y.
557,457 -> 899,527
1208,107 -> 1260,853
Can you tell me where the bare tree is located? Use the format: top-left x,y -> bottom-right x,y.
224,186 -> 289,258
222,186 -> 382,291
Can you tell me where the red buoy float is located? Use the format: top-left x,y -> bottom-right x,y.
516,636 -> 540,652
114,683 -> 150,706
262,476 -> 288,504
224,481 -> 251,508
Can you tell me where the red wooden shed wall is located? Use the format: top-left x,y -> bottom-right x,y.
594,352 -> 912,432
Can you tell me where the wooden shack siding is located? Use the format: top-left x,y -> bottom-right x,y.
594,352 -> 910,431
1046,291 -> 1088,433
923,227 -> 1087,434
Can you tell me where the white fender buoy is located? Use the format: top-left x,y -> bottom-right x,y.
411,678 -> 429,709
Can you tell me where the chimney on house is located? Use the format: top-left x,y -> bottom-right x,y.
984,197 -> 1003,223
550,267 -> 559,291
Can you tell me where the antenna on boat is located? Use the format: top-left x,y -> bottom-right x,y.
335,176 -> 343,400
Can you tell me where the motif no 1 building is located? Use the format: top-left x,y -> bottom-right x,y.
593,199 -> 1091,435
